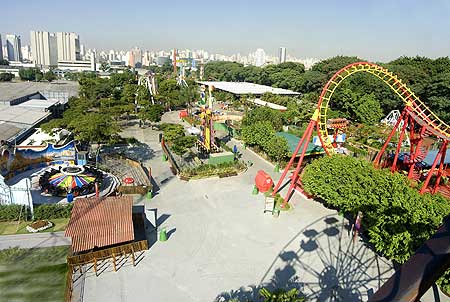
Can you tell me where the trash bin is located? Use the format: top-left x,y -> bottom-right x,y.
67,193 -> 74,203
273,208 -> 280,218
159,228 -> 168,242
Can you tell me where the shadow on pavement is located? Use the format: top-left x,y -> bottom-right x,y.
215,214 -> 393,302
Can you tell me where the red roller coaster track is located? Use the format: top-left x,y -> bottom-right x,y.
272,62 -> 450,207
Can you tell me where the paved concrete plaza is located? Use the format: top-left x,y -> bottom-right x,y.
79,114 -> 400,302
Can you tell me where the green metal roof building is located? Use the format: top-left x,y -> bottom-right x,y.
276,132 -> 325,157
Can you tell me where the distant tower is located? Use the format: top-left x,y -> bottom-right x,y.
278,47 -> 286,64
255,48 -> 266,67
0,34 -> 3,60
6,34 -> 22,62
173,48 -> 177,74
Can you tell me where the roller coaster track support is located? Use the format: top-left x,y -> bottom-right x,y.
271,111 -> 318,208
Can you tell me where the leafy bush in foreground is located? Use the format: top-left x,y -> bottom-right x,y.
302,155 -> 450,263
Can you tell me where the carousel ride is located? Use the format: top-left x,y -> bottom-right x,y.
39,165 -> 104,197
272,62 -> 450,207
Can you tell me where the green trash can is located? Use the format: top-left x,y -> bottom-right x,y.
252,185 -> 259,195
147,190 -> 152,200
274,163 -> 280,173
162,154 -> 168,161
273,208 -> 280,218
159,228 -> 168,242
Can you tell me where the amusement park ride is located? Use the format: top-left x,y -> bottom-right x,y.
138,72 -> 158,104
272,62 -> 450,207
196,84 -> 220,153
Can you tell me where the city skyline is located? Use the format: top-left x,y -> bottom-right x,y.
2,0 -> 450,62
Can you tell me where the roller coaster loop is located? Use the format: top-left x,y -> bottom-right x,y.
272,62 -> 450,207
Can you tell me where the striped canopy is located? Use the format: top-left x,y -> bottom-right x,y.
48,173 -> 95,189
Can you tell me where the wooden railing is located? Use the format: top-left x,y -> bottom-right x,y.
67,240 -> 148,267
64,240 -> 148,302
161,138 -> 180,174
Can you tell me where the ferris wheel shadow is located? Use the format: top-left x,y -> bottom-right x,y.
262,214 -> 393,301
215,214 -> 394,302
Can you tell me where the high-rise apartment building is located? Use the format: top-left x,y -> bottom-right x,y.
255,48 -> 266,67
30,31 -> 58,66
21,45 -> 32,61
278,47 -> 286,64
6,34 -> 22,62
56,32 -> 80,62
0,34 -> 3,60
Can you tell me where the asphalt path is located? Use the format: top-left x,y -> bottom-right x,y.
0,231 -> 71,250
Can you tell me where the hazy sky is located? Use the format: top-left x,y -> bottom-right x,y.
2,0 -> 450,61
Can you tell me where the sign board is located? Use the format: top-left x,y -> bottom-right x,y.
264,197 -> 275,214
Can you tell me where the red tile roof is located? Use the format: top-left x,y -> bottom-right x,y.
65,196 -> 134,253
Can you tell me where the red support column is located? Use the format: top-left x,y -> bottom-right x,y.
432,141 -> 448,194
420,142 -> 447,194
281,120 -> 315,207
408,125 -> 427,179
391,114 -> 409,172
272,110 -> 319,197
374,108 -> 407,166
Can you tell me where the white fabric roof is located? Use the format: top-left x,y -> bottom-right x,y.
197,81 -> 300,95
250,98 -> 287,111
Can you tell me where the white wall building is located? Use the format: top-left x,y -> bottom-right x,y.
21,45 -> 32,61
255,48 -> 266,67
30,31 -> 58,67
0,34 -> 3,60
6,34 -> 22,62
278,47 -> 286,64
56,32 -> 80,62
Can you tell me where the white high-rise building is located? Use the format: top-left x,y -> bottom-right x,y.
0,34 -> 3,60
56,32 -> 80,62
108,50 -> 115,61
255,48 -> 266,67
278,47 -> 286,64
80,44 -> 85,59
30,31 -> 58,67
6,34 -> 22,62
21,45 -> 32,61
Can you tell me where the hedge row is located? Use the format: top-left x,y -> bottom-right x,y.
0,204 -> 29,221
302,155 -> 450,264
33,204 -> 73,220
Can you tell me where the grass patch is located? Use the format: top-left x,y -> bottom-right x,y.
0,218 -> 69,235
0,246 -> 69,302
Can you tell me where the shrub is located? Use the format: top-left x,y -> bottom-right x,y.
437,269 -> 450,296
33,204 -> 73,220
302,155 -> 450,263
0,204 -> 29,221
0,72 -> 14,82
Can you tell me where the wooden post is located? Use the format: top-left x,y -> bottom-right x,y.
93,257 -> 97,276
112,253 -> 117,272
131,246 -> 136,267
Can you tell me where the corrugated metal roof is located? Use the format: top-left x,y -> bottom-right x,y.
65,196 -> 134,253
